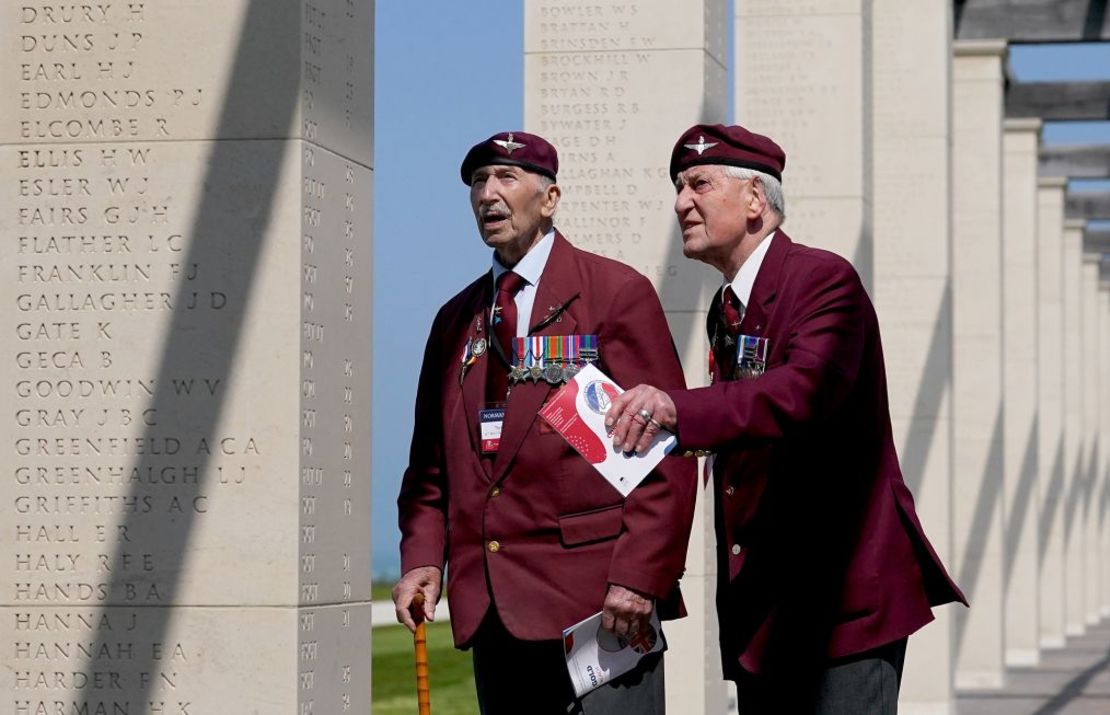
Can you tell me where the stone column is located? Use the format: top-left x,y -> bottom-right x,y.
735,0 -> 873,288
524,2 -> 729,711
1,3 -> 373,713
1101,281 -> 1110,617
1001,118 -> 1042,666
1081,253 -> 1102,626
870,3 -> 958,711
950,40 -> 1006,690
1062,218 -> 1086,637
1036,178 -> 1068,649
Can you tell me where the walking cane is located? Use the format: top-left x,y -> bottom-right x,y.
411,594 -> 432,715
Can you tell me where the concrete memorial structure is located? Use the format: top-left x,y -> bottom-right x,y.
955,0 -> 1110,42
1036,177 -> 1069,651
1007,79 -> 1110,121
950,39 -> 1007,690
1081,253 -> 1103,627
1102,282 -> 1110,618
524,1 -> 729,711
870,1 -> 959,711
1001,118 -> 1042,667
1068,192 -> 1110,220
1,2 -> 373,712
1062,219 -> 1087,638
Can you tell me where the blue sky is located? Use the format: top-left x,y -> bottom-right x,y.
372,3 -> 523,576
371,9 -> 1110,578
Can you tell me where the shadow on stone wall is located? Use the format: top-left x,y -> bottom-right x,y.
954,406 -> 1005,653
79,0 -> 303,708
1004,418 -> 1040,586
899,279 -> 952,497
1039,439 -> 1066,563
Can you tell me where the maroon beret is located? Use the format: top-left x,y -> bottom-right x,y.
669,124 -> 786,182
460,131 -> 559,185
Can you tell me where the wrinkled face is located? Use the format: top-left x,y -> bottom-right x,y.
469,165 -> 556,257
673,165 -> 751,264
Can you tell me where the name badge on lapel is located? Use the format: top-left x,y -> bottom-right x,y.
479,407 -> 505,454
736,335 -> 770,379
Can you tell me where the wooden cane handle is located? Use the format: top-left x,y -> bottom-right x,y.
412,594 -> 431,715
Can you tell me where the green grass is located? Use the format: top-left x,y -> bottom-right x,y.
372,622 -> 478,715
371,580 -> 395,602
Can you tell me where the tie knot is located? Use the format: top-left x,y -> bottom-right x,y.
497,270 -> 527,296
721,285 -> 743,334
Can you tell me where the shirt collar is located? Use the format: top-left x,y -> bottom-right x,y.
492,228 -> 555,287
725,231 -> 776,308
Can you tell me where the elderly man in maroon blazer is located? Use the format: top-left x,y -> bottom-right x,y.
608,124 -> 967,713
393,131 -> 697,714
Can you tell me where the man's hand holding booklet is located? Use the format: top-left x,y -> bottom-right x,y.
538,363 -> 676,497
562,609 -> 667,697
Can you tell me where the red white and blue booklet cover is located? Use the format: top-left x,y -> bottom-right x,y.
538,363 -> 676,497
562,609 -> 667,698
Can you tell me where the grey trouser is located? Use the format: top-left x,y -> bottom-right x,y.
471,609 -> 665,715
735,637 -> 908,714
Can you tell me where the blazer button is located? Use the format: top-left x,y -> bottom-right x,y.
725,486 -> 735,497
489,486 -> 501,497
487,540 -> 501,553
731,544 -> 742,556
682,450 -> 694,458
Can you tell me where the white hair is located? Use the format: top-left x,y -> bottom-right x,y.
722,165 -> 785,218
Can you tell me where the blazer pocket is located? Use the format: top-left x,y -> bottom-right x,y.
558,503 -> 624,547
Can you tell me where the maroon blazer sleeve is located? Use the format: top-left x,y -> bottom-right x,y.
601,273 -> 698,599
396,308 -> 450,574
670,257 -> 868,450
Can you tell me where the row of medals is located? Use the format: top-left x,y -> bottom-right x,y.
468,336 -> 598,385
510,350 -> 597,385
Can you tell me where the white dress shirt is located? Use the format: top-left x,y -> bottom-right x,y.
491,228 -> 555,336
722,230 -> 776,314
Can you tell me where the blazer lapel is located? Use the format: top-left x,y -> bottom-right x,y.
460,274 -> 494,470
491,233 -> 580,481
737,230 -> 791,336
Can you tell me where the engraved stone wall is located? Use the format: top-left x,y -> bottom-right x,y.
0,2 -> 373,712
736,0 -> 873,289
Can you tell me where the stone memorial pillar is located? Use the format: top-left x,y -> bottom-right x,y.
1081,254 -> 1102,627
736,0 -> 873,288
1,2 -> 373,712
950,39 -> 1006,690
524,1 -> 729,712
1036,178 -> 1068,650
1001,118 -> 1042,666
1101,281 -> 1110,617
1062,219 -> 1086,637
870,2 -> 958,711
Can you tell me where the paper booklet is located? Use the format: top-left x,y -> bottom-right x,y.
538,363 -> 676,497
562,609 -> 667,698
